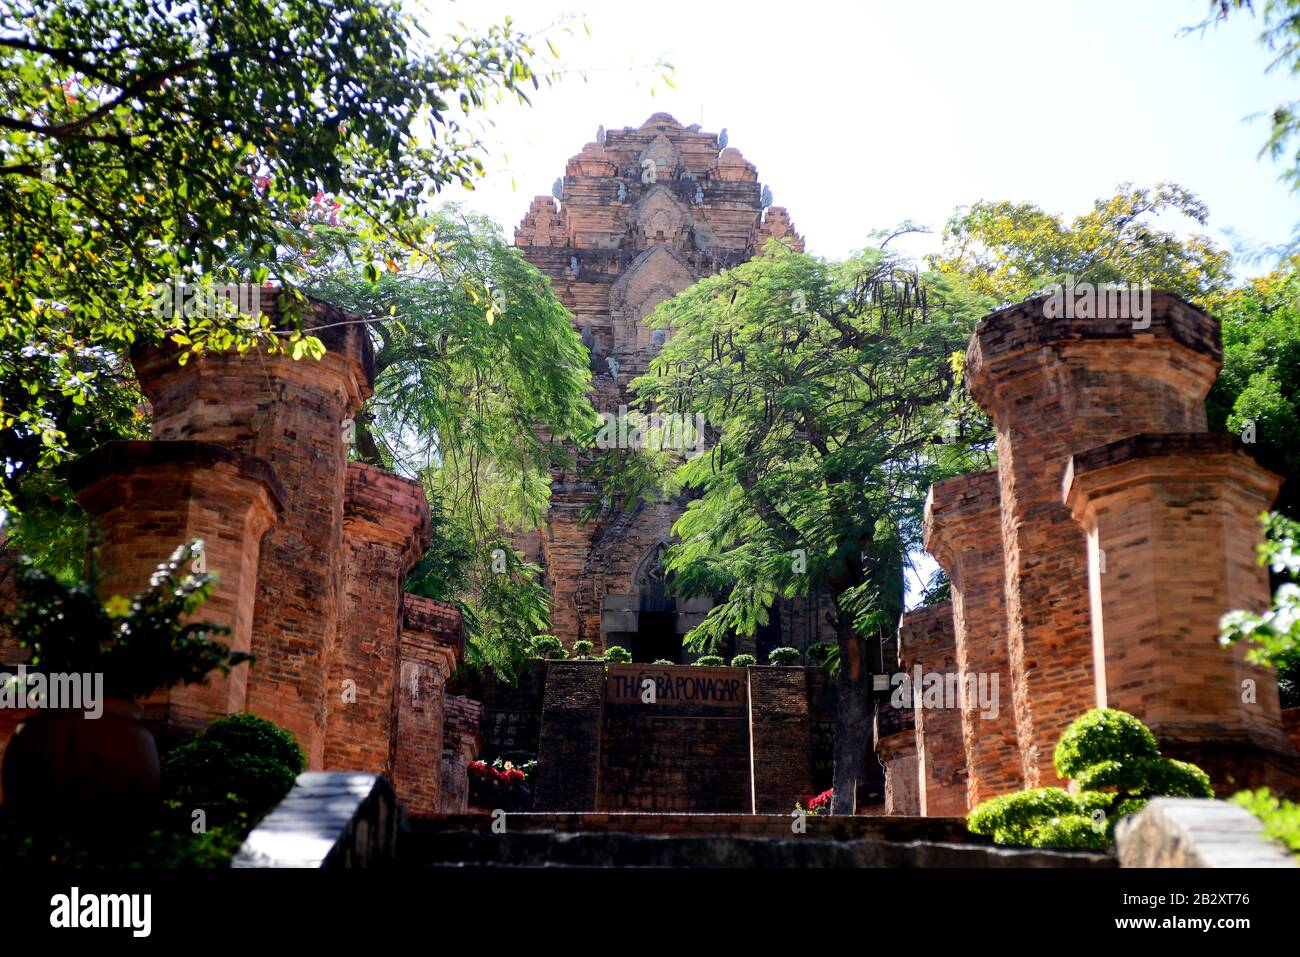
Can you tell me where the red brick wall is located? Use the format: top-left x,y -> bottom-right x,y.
898,604 -> 967,816
439,694 -> 483,814
924,469 -> 1021,809
133,292 -> 374,766
322,463 -> 431,774
1065,433 -> 1300,794
965,291 -> 1220,787
748,666 -> 814,813
69,441 -> 282,741
393,595 -> 461,816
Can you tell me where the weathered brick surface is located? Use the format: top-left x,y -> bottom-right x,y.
1285,709 -> 1300,754
534,660 -> 606,811
392,596 -> 462,817
517,116 -> 813,653
748,666 -> 814,813
965,291 -> 1220,787
805,667 -> 837,794
898,603 -> 968,816
70,440 -> 282,740
133,291 -> 374,766
323,463 -> 431,776
876,625 -> 921,815
923,469 -> 1021,808
439,694 -> 483,814
1065,432 -> 1300,794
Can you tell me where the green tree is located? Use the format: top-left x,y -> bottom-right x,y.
632,241 -> 985,814
0,0 -> 553,512
929,182 -> 1232,306
301,210 -> 594,678
1204,258 -> 1300,518
1194,0 -> 1300,255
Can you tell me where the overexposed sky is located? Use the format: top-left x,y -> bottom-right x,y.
427,0 -> 1298,273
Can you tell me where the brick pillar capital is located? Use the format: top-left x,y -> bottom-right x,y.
897,602 -> 955,673
344,462 -> 432,572
922,469 -> 1000,575
964,289 -> 1221,411
400,594 -> 464,679
1064,432 -> 1282,520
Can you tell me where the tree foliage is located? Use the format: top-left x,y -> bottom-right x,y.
928,182 -> 1232,307
632,239 -> 986,812
300,210 -> 593,678
0,0 -> 552,511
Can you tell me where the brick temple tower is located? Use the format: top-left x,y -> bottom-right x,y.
513,114 -> 814,659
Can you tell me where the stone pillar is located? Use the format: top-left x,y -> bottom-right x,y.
876,624 -> 920,815
534,660 -> 605,811
1064,432 -> 1300,793
133,292 -> 374,766
898,603 -> 967,816
923,469 -> 1021,808
322,463 -> 431,773
748,666 -> 814,813
439,694 -> 483,813
965,290 -> 1220,786
70,441 -> 282,738
392,595 -> 463,817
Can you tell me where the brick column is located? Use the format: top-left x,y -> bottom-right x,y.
876,625 -> 920,815
439,694 -> 483,813
748,666 -> 814,813
392,595 -> 463,817
1064,433 -> 1300,793
966,290 -> 1220,786
898,603 -> 967,816
923,469 -> 1021,808
534,660 -> 605,811
133,292 -> 374,766
70,441 -> 282,738
322,463 -> 431,773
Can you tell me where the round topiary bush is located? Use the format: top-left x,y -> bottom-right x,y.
693,655 -> 725,667
162,713 -> 304,824
968,708 -> 1213,850
1053,707 -> 1159,779
652,659 -> 674,666
603,645 -> 632,663
527,634 -> 568,660
730,654 -> 757,668
767,646 -> 800,666
572,639 -> 596,660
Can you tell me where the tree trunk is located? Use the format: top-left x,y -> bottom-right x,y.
831,616 -> 869,816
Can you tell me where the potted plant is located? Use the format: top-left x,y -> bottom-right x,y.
1,541 -> 250,823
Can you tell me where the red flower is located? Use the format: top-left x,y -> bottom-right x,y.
807,788 -> 833,811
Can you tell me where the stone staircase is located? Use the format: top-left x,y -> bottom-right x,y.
399,812 -> 1116,868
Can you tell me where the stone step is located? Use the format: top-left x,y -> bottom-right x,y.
400,812 -> 1116,868
400,828 -> 1114,869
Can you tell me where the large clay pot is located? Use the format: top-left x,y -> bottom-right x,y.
1,698 -> 160,821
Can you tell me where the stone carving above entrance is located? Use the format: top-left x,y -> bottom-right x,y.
608,246 -> 697,354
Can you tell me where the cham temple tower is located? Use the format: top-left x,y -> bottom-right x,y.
513,113 -> 828,661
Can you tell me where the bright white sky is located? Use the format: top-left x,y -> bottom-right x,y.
424,0 -> 1299,604
429,0 -> 1299,273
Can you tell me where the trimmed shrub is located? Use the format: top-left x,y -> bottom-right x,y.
1232,788 -> 1300,854
968,708 -> 1212,850
603,645 -> 632,663
162,713 -> 305,825
527,634 -> 567,660
572,639 -> 596,660
693,655 -> 725,667
730,654 -> 757,668
767,646 -> 800,666
652,659 -> 674,665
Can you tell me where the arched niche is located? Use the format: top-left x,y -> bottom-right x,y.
609,246 -> 696,355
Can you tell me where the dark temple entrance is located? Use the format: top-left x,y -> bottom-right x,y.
630,606 -> 679,664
